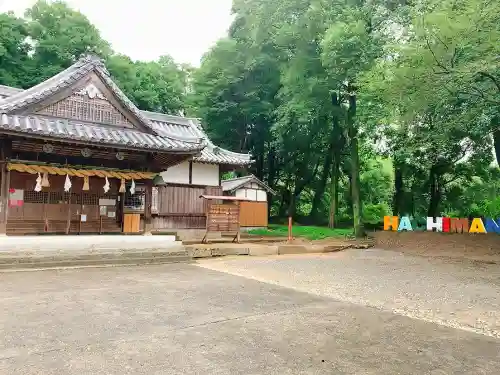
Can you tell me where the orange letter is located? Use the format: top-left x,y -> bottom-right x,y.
384,216 -> 399,231
450,218 -> 469,233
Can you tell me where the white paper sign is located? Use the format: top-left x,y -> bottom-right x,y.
99,198 -> 115,206
107,211 -> 116,218
80,214 -> 87,222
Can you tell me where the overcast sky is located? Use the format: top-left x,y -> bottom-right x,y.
0,0 -> 234,66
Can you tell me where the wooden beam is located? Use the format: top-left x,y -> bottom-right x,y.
9,150 -> 148,171
144,179 -> 153,220
188,161 -> 193,184
0,139 -> 12,235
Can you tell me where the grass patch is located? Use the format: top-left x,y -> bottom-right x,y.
248,224 -> 353,240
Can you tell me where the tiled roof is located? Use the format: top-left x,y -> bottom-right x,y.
0,55 -> 191,142
143,111 -> 253,165
0,114 -> 204,153
221,174 -> 276,194
0,85 -> 23,99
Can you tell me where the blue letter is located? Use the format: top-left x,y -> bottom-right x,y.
398,216 -> 413,231
484,218 -> 500,234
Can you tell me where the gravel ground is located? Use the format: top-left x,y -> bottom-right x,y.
196,249 -> 500,338
1,263 -> 499,374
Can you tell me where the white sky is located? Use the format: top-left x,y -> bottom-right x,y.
0,0 -> 234,66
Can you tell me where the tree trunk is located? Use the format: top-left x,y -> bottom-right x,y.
328,157 -> 340,228
309,150 -> 333,221
327,90 -> 343,228
426,167 -> 441,217
278,189 -> 289,218
392,164 -> 404,216
493,127 -> 500,166
266,145 -> 276,218
287,189 -> 296,218
347,90 -> 364,237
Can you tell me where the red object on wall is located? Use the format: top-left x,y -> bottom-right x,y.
442,217 -> 451,233
8,200 -> 24,207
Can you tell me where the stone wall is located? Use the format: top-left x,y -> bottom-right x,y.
373,231 -> 500,254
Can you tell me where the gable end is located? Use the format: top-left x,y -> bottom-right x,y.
36,84 -> 134,128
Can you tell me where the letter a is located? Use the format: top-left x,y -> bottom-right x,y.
384,216 -> 399,231
398,216 -> 413,232
469,218 -> 486,233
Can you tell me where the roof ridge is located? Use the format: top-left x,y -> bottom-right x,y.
0,113 -> 206,153
222,174 -> 255,182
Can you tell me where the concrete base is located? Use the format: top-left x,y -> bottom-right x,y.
0,235 -> 188,270
0,235 -> 179,253
153,229 -> 222,241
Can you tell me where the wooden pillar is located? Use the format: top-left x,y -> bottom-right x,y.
143,179 -> 153,235
0,139 -> 12,235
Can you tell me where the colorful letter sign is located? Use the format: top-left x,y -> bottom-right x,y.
383,216 -> 500,234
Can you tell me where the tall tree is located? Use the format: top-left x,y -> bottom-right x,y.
24,0 -> 111,86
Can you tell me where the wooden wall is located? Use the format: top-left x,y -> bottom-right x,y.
7,171 -> 122,235
239,201 -> 268,227
153,185 -> 222,229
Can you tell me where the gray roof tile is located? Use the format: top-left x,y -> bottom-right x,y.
0,114 -> 204,153
221,174 -> 276,194
144,111 -> 252,165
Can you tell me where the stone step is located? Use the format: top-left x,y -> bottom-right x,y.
0,251 -> 191,270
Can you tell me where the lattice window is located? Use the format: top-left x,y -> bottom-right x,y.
124,185 -> 145,212
24,191 -> 48,203
37,94 -> 132,126
82,193 -> 99,206
48,192 -> 63,204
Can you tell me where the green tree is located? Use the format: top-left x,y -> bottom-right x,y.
0,12 -> 31,87
24,0 -> 111,86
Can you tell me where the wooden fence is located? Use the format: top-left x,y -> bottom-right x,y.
239,201 -> 268,227
152,185 -> 222,229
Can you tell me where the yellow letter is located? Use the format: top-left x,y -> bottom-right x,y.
469,218 -> 486,234
384,216 -> 399,231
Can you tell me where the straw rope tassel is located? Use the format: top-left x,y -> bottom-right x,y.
119,178 -> 126,193
41,172 -> 50,187
82,175 -> 90,191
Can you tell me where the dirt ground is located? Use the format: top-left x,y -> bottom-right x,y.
372,232 -> 500,263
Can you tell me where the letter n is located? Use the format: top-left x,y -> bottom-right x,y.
484,218 -> 500,234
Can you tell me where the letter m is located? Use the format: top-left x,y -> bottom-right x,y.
450,218 -> 469,233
